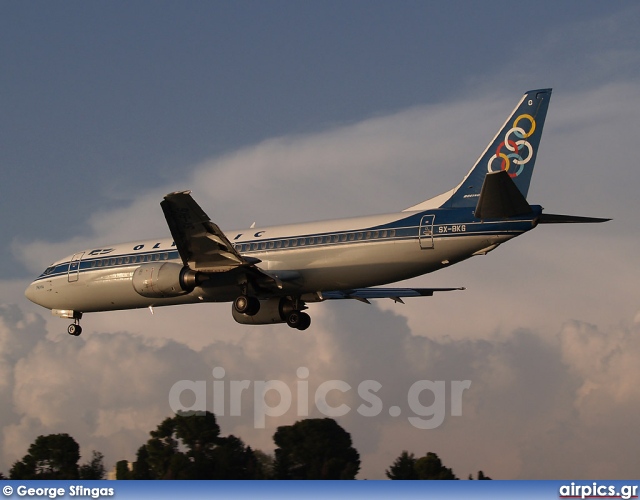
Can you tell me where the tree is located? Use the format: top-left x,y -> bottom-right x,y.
385,451 -> 418,479
470,470 -> 491,480
206,436 -> 256,479
133,411 -> 262,479
10,434 -> 80,479
131,445 -> 152,479
173,411 -> 220,452
115,460 -> 133,480
414,452 -> 457,480
79,451 -> 105,480
253,450 -> 275,480
144,414 -> 194,479
273,418 -> 360,479
386,451 -> 458,480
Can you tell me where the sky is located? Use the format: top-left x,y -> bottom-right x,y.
1,0 -> 640,479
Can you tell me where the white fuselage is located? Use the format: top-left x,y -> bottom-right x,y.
25,207 -> 534,314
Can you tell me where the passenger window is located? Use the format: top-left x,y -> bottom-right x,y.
274,241 -> 281,249
381,230 -> 388,238
372,231 -> 379,238
348,233 -> 355,241
390,229 -> 396,237
332,235 -> 339,243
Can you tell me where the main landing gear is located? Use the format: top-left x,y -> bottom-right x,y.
233,294 -> 312,330
285,310 -> 311,331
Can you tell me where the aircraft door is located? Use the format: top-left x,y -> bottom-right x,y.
68,252 -> 84,282
419,215 -> 435,249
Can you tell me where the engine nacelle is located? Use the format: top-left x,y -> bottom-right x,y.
132,262 -> 198,298
232,297 -> 295,325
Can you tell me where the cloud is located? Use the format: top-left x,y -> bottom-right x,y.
3,300 -> 640,479
6,79 -> 640,479
12,89 -> 507,275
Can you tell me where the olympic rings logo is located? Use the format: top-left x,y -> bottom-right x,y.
487,114 -> 536,178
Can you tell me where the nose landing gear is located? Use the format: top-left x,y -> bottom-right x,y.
51,310 -> 83,336
67,323 -> 82,336
67,317 -> 82,336
53,310 -> 83,336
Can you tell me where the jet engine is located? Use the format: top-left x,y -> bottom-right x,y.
232,297 -> 296,325
132,262 -> 199,298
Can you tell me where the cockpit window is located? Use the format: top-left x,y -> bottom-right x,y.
43,266 -> 56,275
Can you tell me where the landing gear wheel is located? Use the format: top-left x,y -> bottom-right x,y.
67,323 -> 82,336
233,295 -> 260,316
296,312 -> 311,331
286,311 -> 311,331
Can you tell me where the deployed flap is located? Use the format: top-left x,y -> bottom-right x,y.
322,287 -> 465,303
161,191 -> 245,272
475,170 -> 532,219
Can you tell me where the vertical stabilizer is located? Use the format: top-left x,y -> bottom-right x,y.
444,88 -> 552,208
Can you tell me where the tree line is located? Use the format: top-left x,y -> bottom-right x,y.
3,412 -> 490,480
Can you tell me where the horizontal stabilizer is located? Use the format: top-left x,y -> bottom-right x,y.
475,171 -> 532,219
322,287 -> 465,303
538,213 -> 611,224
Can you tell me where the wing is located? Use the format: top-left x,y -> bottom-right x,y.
321,287 -> 465,304
161,191 -> 252,272
160,192 -> 465,300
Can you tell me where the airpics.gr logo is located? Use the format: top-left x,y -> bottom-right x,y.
487,113 -> 536,178
169,367 -> 472,430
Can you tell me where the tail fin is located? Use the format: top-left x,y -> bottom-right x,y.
405,89 -> 551,212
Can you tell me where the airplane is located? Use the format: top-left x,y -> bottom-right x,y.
25,88 -> 609,336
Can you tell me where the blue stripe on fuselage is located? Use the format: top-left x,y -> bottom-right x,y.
33,206 -> 541,282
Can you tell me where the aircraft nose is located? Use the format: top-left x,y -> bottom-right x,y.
25,281 -> 42,305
